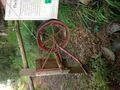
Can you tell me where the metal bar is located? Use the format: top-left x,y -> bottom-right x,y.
55,52 -> 63,70
57,45 -> 88,75
41,44 -> 55,69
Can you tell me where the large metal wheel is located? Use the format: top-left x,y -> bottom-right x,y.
37,19 -> 70,52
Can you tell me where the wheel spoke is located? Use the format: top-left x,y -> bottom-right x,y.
43,33 -> 50,37
57,37 -> 64,44
42,25 -> 64,47
53,28 -> 63,39
43,39 -> 51,46
41,43 -> 55,69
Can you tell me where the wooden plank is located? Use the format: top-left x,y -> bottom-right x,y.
20,68 -> 70,76
20,67 -> 83,77
16,21 -> 28,68
36,69 -> 70,76
20,69 -> 36,77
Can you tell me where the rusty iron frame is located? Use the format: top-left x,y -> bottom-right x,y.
37,19 -> 88,75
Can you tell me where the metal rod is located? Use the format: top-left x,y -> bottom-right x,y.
41,43 -> 55,69
57,45 -> 88,75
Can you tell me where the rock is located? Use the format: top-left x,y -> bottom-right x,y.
107,21 -> 120,34
64,0 -> 78,4
112,40 -> 120,52
79,0 -> 93,5
102,47 -> 115,61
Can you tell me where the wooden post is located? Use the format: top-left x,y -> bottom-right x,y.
15,21 -> 35,90
15,21 -> 28,68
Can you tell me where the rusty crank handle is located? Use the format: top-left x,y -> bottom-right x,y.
57,45 -> 89,75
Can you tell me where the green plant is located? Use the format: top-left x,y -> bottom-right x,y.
59,4 -> 77,29
59,1 -> 119,31
105,0 -> 120,8
59,3 -> 107,31
108,64 -> 120,85
19,21 -> 41,68
88,57 -> 109,90
0,43 -> 20,83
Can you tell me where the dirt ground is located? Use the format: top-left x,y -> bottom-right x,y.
65,26 -> 110,63
33,25 -> 112,90
34,74 -> 86,90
